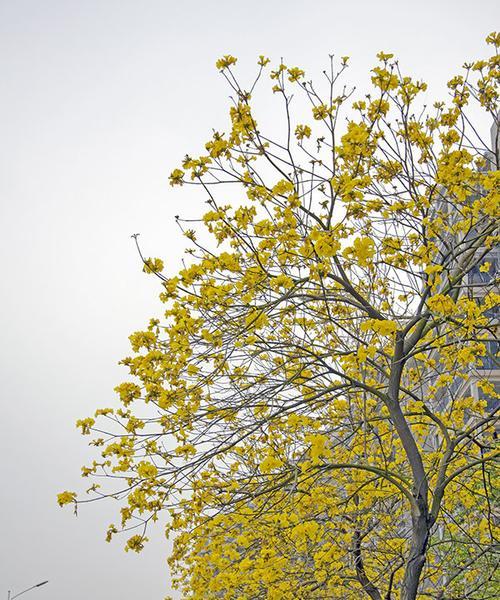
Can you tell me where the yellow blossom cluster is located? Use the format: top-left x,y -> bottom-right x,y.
61,34 -> 500,600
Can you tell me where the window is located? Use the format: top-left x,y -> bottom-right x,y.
477,380 -> 500,413
468,253 -> 499,286
478,340 -> 499,371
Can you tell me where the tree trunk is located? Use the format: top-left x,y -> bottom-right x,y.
387,333 -> 431,600
401,497 -> 430,600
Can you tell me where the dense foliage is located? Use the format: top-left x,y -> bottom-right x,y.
60,33 -> 499,600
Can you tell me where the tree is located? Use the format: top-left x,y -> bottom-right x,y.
60,34 -> 500,600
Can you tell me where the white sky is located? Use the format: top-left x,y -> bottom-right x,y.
1,1 -> 498,598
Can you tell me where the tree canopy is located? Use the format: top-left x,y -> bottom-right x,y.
60,33 -> 500,600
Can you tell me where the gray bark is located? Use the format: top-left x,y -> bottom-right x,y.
387,333 -> 431,600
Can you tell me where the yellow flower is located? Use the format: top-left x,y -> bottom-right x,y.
125,535 -> 148,553
304,433 -> 331,463
310,229 -> 341,258
312,104 -> 331,120
169,168 -> 184,186
352,236 -> 375,266
114,382 -> 142,405
245,309 -> 269,331
76,417 -> 95,435
259,454 -> 283,473
427,294 -> 456,316
376,51 -> 394,62
486,31 -> 500,46
142,257 -> 164,274
295,124 -> 311,140
360,319 -> 398,336
57,491 -> 77,506
137,461 -> 158,479
287,67 -> 305,82
215,55 -> 237,70
371,66 -> 399,90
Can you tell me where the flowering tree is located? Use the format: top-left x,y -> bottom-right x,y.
60,34 -> 500,600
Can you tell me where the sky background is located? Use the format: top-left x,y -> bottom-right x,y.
1,1 -> 498,598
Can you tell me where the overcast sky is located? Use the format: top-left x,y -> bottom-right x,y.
1,1 -> 498,598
